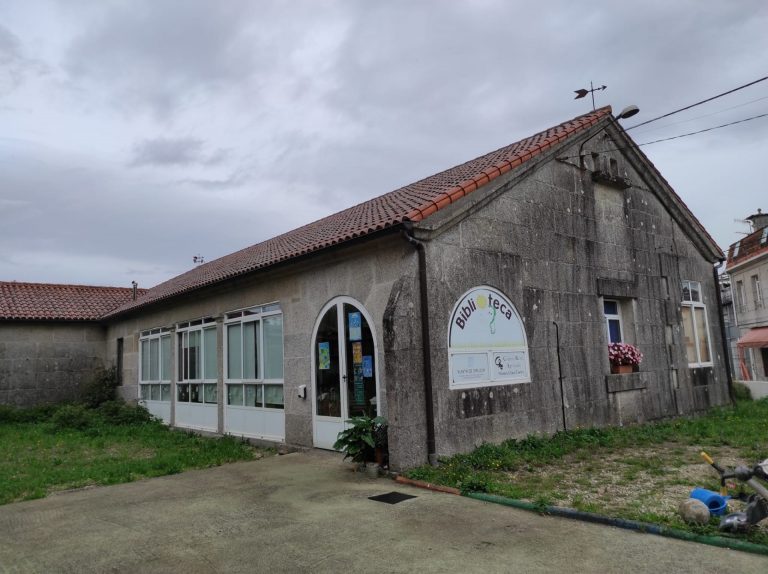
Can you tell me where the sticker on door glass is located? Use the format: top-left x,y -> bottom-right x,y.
348,312 -> 362,341
353,365 -> 365,405
352,341 -> 363,365
362,355 -> 373,378
318,342 -> 330,370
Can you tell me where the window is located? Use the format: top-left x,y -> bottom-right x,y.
139,328 -> 172,401
603,299 -> 623,343
177,318 -> 218,405
680,280 -> 712,367
751,275 -> 763,308
116,338 -> 124,386
762,228 -> 768,246
448,286 -> 530,389
732,241 -> 741,259
736,280 -> 747,312
225,303 -> 284,410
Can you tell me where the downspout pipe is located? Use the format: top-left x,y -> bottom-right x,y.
402,226 -> 438,466
713,260 -> 736,403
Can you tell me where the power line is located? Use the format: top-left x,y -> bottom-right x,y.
631,93 -> 768,136
625,74 -> 768,131
557,112 -> 768,160
637,113 -> 768,146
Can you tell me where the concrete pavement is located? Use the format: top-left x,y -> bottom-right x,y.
0,450 -> 765,573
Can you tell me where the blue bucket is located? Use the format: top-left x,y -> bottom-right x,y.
690,488 -> 730,516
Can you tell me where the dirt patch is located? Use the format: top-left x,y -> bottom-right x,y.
503,443 -> 767,534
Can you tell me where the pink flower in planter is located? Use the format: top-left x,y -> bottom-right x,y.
608,342 -> 643,366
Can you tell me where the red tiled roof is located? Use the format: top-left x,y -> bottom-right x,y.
726,225 -> 768,271
107,107 -> 613,318
0,282 -> 146,321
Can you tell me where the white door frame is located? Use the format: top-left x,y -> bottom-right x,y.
310,296 -> 381,449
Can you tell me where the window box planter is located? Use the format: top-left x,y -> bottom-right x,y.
611,364 -> 634,375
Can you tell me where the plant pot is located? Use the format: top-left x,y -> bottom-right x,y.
365,463 -> 380,478
611,364 -> 633,374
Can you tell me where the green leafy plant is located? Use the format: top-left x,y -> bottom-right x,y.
333,415 -> 387,464
80,366 -> 119,408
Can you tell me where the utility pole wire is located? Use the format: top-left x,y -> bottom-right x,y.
625,74 -> 768,131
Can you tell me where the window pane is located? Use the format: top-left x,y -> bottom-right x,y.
227,384 -> 244,406
603,300 -> 618,315
245,384 -> 262,407
141,340 -> 150,381
186,331 -> 201,380
681,307 -> 697,364
316,306 -> 340,417
681,281 -> 691,302
690,282 -> 701,303
149,338 -> 160,381
243,321 -> 259,379
160,384 -> 171,402
160,335 -> 171,381
608,319 -> 622,343
694,307 -> 711,363
203,327 -> 217,380
140,384 -> 149,400
227,324 -> 242,379
204,383 -> 218,404
264,384 -> 284,409
190,383 -> 201,403
179,334 -> 185,380
177,383 -> 190,402
150,384 -> 160,401
263,315 -> 284,379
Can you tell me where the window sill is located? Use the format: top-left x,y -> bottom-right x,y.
605,371 -> 648,393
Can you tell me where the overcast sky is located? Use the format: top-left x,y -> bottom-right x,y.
1,1 -> 766,288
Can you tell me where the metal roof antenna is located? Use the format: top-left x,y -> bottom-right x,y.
131,281 -> 138,301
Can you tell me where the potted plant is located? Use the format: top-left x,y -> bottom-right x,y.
608,342 -> 643,374
333,415 -> 388,476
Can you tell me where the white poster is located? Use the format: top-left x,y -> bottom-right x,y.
448,286 -> 530,389
451,353 -> 490,384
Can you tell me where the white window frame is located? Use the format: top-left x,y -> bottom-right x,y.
681,280 -> 713,368
736,280 -> 747,312
176,317 -> 218,405
751,274 -> 763,308
224,302 -> 284,411
603,299 -> 624,343
138,327 -> 172,402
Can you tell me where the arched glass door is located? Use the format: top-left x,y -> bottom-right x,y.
312,298 -> 378,449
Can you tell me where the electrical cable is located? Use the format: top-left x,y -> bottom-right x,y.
625,75 -> 768,131
631,93 -> 768,136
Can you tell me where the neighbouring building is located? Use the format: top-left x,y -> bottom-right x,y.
1,107 -> 731,470
726,209 -> 768,398
0,282 -> 143,406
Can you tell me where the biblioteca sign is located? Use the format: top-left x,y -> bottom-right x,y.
448,286 -> 530,389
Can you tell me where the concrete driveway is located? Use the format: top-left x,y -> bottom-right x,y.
0,450 -> 765,573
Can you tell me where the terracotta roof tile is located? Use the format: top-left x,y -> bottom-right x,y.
106,107 -> 613,318
0,282 -> 145,321
726,225 -> 768,270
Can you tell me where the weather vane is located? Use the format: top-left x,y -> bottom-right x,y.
193,255 -> 205,265
574,82 -> 607,110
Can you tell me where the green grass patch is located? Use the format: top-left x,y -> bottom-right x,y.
0,402 -> 262,505
406,398 -> 768,546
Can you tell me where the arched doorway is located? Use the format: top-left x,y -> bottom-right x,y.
311,297 -> 379,449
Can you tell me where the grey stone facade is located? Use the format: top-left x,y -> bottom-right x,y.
0,321 -> 107,406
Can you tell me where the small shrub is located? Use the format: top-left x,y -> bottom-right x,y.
733,382 -> 753,401
50,404 -> 99,431
97,401 -> 155,426
80,366 -> 118,408
0,404 -> 58,424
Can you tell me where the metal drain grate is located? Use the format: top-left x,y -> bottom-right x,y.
368,491 -> 417,505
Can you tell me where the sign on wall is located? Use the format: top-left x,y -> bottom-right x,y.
448,286 -> 530,389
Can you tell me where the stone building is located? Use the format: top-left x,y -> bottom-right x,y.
1,107 -> 730,470
726,209 -> 768,398
0,282 -> 142,406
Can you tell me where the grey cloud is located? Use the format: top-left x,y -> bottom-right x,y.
130,137 -> 228,167
0,24 -> 47,94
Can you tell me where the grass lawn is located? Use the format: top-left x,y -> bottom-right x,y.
0,402 -> 265,506
406,398 -> 768,546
